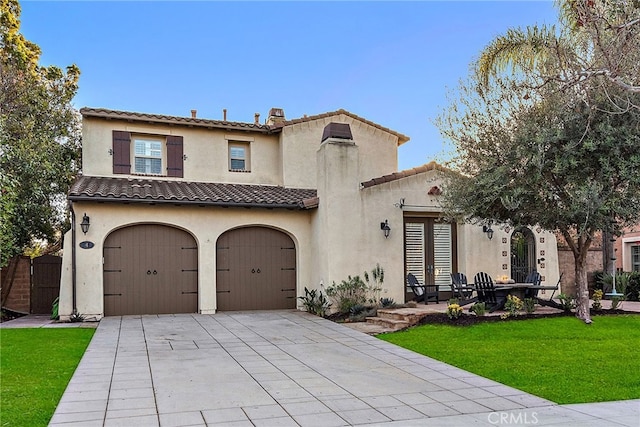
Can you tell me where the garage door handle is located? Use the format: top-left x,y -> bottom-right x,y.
153,270 -> 157,275
257,268 -> 261,273
147,270 -> 151,275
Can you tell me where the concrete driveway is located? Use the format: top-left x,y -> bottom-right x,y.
49,311 -> 639,426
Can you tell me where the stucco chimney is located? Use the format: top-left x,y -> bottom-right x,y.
191,110 -> 197,118
223,109 -> 227,121
321,122 -> 353,142
254,113 -> 260,125
266,108 -> 285,126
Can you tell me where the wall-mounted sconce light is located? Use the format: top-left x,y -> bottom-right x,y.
537,257 -> 545,264
482,224 -> 494,240
80,213 -> 90,234
380,220 -> 391,238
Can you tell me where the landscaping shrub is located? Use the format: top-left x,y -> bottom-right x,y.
469,302 -> 486,316
325,264 -> 385,313
592,289 -> 603,310
502,295 -> 523,319
298,287 -> 331,317
379,297 -> 396,308
446,303 -> 463,319
523,298 -> 536,314
626,272 -> 640,301
557,293 -> 576,312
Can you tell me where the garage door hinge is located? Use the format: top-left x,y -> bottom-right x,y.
103,269 -> 122,273
104,293 -> 122,296
216,290 -> 231,293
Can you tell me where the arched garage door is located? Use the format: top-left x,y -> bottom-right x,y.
103,224 -> 198,316
216,227 -> 296,310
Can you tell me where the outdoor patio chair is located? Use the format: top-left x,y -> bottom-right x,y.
473,272 -> 504,312
524,270 -> 542,299
451,272 -> 476,305
535,273 -> 563,309
406,273 -> 439,304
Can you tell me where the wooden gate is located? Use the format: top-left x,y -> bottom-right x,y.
31,255 -> 62,314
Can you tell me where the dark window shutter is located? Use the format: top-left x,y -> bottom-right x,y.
112,131 -> 131,174
166,135 -> 184,177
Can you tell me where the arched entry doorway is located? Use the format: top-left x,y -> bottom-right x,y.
216,227 -> 297,310
103,224 -> 198,316
511,227 -> 536,282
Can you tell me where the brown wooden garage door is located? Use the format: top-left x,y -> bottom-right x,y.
103,224 -> 198,316
216,227 -> 296,310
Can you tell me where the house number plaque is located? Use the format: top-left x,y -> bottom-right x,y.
79,241 -> 94,249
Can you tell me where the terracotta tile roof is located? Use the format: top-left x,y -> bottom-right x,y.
80,108 -> 275,134
273,109 -> 410,145
360,161 -> 449,189
69,176 -> 318,210
80,107 -> 410,145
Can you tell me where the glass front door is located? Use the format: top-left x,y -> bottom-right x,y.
404,217 -> 456,302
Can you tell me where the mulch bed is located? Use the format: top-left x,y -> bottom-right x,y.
325,308 -> 637,328
417,309 -> 637,327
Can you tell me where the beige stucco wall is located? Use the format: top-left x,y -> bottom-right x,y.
59,202 -> 314,320
82,113 -> 399,190
280,114 -> 399,189
459,224 -> 560,289
82,117 -> 283,185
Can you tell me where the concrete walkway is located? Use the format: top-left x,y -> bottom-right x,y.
45,311 -> 638,426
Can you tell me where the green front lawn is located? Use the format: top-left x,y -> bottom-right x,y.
0,328 -> 95,427
379,315 -> 640,404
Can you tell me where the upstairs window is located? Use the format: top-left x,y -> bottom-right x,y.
112,131 -> 183,177
229,142 -> 250,172
134,137 -> 163,175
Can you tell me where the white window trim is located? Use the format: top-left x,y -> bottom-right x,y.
228,141 -> 251,172
132,135 -> 166,176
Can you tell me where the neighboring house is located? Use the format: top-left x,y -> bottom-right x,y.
615,226 -> 640,272
58,107 -> 560,320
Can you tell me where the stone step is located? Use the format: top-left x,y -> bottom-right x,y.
377,308 -> 430,324
364,316 -> 410,331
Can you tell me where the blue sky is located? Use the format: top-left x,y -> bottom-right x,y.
21,1 -> 559,171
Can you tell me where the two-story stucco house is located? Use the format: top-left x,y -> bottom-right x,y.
58,107 -> 560,320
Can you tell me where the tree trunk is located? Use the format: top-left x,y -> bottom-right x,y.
574,252 -> 592,324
